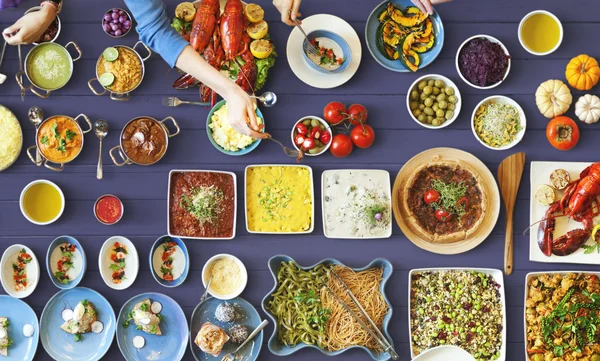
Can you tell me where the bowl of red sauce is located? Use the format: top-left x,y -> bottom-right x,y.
94,194 -> 123,225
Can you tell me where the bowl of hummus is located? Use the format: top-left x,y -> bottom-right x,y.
207,100 -> 264,156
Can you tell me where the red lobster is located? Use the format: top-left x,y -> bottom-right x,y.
538,162 -> 600,256
189,0 -> 220,53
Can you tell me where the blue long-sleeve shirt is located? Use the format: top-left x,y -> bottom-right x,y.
124,0 -> 189,67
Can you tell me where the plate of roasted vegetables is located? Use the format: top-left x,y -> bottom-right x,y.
170,1 -> 277,106
366,0 -> 444,72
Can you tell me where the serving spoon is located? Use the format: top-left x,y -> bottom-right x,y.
220,320 -> 269,361
0,40 -> 7,84
27,106 -> 44,166
94,120 -> 108,180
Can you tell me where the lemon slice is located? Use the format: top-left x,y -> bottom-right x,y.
176,2 -> 196,22
99,72 -> 115,87
593,224 -> 600,242
247,20 -> 268,40
102,47 -> 119,62
245,4 -> 264,23
535,184 -> 555,206
250,39 -> 273,59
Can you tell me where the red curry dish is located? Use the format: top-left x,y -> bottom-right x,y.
169,171 -> 235,239
401,160 -> 487,243
121,118 -> 167,165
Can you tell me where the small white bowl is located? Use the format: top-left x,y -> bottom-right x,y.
19,180 -> 65,226
412,346 -> 476,361
0,244 -> 40,298
407,74 -> 462,130
518,10 -> 563,56
471,95 -> 526,151
291,116 -> 332,156
98,236 -> 139,290
202,254 -> 248,300
456,34 -> 511,90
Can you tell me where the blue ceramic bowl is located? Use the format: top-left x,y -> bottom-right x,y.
206,100 -> 264,156
117,292 -> 188,361
46,235 -> 86,289
0,295 -> 39,361
149,235 -> 189,288
262,255 -> 394,360
302,30 -> 352,74
365,0 -> 444,72
40,287 -> 116,361
189,296 -> 264,361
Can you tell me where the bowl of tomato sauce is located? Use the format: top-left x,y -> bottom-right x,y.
94,194 -> 124,225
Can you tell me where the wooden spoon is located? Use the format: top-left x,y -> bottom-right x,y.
497,152 -> 525,275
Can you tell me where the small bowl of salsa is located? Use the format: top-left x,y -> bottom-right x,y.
302,30 -> 351,74
518,10 -> 563,56
94,194 -> 124,225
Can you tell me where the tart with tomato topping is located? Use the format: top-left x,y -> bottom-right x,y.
401,160 -> 487,243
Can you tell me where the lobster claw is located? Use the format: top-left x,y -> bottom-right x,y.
552,229 -> 590,256
173,73 -> 200,90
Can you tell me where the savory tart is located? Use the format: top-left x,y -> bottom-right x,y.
61,300 -> 97,341
194,322 -> 229,356
401,160 -> 487,243
124,299 -> 162,336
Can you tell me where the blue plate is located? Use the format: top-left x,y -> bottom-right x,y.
206,100 -> 264,156
302,30 -> 352,74
117,292 -> 188,361
190,296 -> 263,361
0,295 -> 39,361
40,287 -> 116,361
46,235 -> 86,290
365,0 -> 444,72
262,255 -> 394,361
149,235 -> 189,288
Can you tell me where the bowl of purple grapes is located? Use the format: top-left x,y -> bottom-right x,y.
102,8 -> 132,38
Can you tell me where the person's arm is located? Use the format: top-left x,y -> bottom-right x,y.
273,0 -> 302,26
2,1 -> 58,45
124,0 -> 263,138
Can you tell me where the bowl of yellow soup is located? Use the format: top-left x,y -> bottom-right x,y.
518,10 -> 563,56
26,114 -> 92,171
19,180 -> 65,225
202,254 -> 248,300
19,41 -> 82,99
245,165 -> 314,234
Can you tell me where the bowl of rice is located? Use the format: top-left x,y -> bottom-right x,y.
206,100 -> 264,156
0,105 -> 23,171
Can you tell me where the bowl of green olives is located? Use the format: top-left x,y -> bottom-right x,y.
407,75 -> 461,129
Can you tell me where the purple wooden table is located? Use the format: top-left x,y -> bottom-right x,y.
1,0 -> 598,360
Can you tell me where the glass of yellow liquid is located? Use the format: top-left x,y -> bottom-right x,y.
519,10 -> 563,56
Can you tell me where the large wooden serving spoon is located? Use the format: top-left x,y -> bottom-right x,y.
498,152 -> 526,275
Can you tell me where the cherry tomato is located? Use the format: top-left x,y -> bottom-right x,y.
310,127 -> 321,139
320,130 -> 331,144
303,137 -> 315,150
337,58 -> 343,65
546,116 -> 580,151
310,39 -> 317,47
294,134 -> 305,146
424,190 -> 440,205
323,101 -> 347,125
347,104 -> 368,125
330,134 -> 353,157
435,209 -> 452,222
296,123 -> 308,135
457,196 -> 469,209
350,124 -> 375,148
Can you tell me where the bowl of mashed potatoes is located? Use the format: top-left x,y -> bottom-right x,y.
207,100 -> 264,156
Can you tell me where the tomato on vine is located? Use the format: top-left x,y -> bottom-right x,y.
350,124 -> 375,149
347,104 -> 368,125
323,101 -> 347,125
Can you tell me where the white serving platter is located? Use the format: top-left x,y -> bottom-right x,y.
529,161 -> 600,264
408,267 -> 507,361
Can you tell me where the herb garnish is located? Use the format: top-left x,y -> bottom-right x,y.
179,185 -> 224,225
294,290 -> 331,333
56,138 -> 66,152
52,122 -> 59,138
257,171 -> 294,222
41,135 -> 49,145
430,179 -> 468,217
65,129 -> 76,141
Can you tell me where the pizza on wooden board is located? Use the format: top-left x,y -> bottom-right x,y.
401,159 -> 487,243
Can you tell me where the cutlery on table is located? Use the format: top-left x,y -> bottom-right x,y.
0,40 -> 7,84
220,319 -> 269,361
27,106 -> 44,166
264,135 -> 304,161
18,45 -> 24,100
498,152 -> 526,275
294,19 -> 320,65
94,120 -> 109,180
200,276 -> 212,304
162,91 -> 277,108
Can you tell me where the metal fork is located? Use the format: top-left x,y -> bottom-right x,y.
264,136 -> 303,160
220,320 -> 269,361
162,97 -> 210,107
294,19 -> 321,61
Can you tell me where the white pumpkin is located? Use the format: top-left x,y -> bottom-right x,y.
535,79 -> 573,119
575,94 -> 600,124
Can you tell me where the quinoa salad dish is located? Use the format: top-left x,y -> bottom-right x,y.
410,269 -> 504,361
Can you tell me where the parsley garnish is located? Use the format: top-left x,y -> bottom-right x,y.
41,135 -> 49,145
74,333 -> 82,342
65,129 -> 76,141
430,179 -> 468,217
56,138 -> 66,152
52,122 -> 59,138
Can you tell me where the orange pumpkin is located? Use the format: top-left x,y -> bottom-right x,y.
565,54 -> 600,90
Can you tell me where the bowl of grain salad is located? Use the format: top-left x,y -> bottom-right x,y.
88,42 -> 151,101
409,268 -> 506,361
471,96 -> 526,151
0,105 -> 23,172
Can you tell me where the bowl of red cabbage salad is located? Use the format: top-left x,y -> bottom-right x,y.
456,35 -> 511,90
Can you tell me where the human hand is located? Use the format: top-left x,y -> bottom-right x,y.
410,0 -> 452,15
273,0 -> 302,26
2,5 -> 56,45
224,86 -> 266,139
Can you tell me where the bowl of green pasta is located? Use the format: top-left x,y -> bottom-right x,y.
261,255 -> 394,360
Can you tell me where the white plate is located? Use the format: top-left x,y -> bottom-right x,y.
244,164 -> 314,234
98,236 -> 139,290
286,14 -> 362,89
167,169 -> 237,240
0,244 -> 39,298
412,346 -> 475,361
408,268 -> 507,361
321,169 -> 392,239
529,161 -> 600,264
